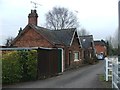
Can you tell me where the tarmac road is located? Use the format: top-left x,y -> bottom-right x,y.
3,60 -> 105,88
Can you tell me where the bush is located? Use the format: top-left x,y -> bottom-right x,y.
2,50 -> 37,84
88,55 -> 98,64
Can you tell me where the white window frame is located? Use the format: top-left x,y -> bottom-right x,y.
90,53 -> 91,58
74,51 -> 80,61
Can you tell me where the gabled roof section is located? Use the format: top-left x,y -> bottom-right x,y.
11,24 -> 55,46
79,35 -> 94,49
11,24 -> 32,45
34,25 -> 76,46
52,28 -> 76,46
12,24 -> 78,47
94,40 -> 106,46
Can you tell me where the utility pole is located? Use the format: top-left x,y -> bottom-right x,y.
118,1 -> 120,57
118,0 -> 120,79
30,1 -> 42,10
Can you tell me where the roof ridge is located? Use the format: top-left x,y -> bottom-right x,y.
31,24 -> 51,31
53,28 -> 76,31
79,35 -> 93,37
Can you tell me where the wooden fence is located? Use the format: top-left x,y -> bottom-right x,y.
112,57 -> 120,89
37,48 -> 63,79
104,57 -> 112,81
105,57 -> 120,89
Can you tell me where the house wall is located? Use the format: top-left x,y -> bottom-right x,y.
13,28 -> 83,71
95,45 -> 107,56
65,33 -> 83,69
13,28 -> 53,48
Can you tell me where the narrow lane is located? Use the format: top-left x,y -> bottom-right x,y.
4,60 -> 105,88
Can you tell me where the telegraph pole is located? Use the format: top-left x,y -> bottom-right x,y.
118,1 -> 120,82
118,1 -> 120,59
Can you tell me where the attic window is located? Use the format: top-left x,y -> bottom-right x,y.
83,39 -> 86,42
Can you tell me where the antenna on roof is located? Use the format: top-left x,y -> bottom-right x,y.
30,1 -> 42,10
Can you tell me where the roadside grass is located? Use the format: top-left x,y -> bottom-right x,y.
98,74 -> 112,88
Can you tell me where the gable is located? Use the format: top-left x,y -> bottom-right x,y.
12,24 -> 81,48
94,41 -> 106,46
70,32 -> 81,48
79,35 -> 94,49
12,26 -> 53,47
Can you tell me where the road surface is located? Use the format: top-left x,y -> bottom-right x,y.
3,60 -> 105,88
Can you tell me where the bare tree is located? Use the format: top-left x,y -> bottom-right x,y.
45,7 -> 79,30
5,37 -> 14,47
78,28 -> 90,36
105,36 -> 113,55
106,36 -> 113,46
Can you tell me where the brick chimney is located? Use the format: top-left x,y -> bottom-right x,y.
28,10 -> 38,25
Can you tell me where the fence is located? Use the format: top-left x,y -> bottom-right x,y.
37,48 -> 63,79
104,57 -> 112,81
112,57 -> 120,89
105,57 -> 120,89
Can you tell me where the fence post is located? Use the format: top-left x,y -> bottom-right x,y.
105,58 -> 108,81
105,57 -> 112,81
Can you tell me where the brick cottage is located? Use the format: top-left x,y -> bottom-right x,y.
11,10 -> 84,71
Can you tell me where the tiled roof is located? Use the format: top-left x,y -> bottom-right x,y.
33,25 -> 76,46
79,35 -> 94,49
12,24 -> 77,46
94,40 -> 106,46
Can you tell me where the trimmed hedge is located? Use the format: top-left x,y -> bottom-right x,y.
2,50 -> 37,84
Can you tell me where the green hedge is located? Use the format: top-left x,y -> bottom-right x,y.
2,50 -> 37,84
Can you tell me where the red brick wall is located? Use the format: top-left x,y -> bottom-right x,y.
95,45 -> 107,55
65,33 -> 83,68
28,17 -> 37,25
13,28 -> 53,48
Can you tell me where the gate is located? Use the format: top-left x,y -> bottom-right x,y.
37,48 -> 62,79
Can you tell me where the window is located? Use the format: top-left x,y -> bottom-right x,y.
90,53 -> 91,58
74,52 -> 79,61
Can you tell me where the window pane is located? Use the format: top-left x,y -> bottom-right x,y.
74,52 -> 79,60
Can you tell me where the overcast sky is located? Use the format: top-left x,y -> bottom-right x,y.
0,0 -> 118,45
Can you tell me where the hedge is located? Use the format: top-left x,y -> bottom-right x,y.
2,50 -> 37,84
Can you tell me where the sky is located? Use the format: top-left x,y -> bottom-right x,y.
0,0 -> 118,45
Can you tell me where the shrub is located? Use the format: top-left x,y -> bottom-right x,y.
2,50 -> 37,84
2,51 -> 21,84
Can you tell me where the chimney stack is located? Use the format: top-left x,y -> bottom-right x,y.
28,10 -> 38,25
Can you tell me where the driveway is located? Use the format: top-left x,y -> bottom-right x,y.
3,60 -> 105,88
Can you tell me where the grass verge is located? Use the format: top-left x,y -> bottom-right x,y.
98,74 -> 112,88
